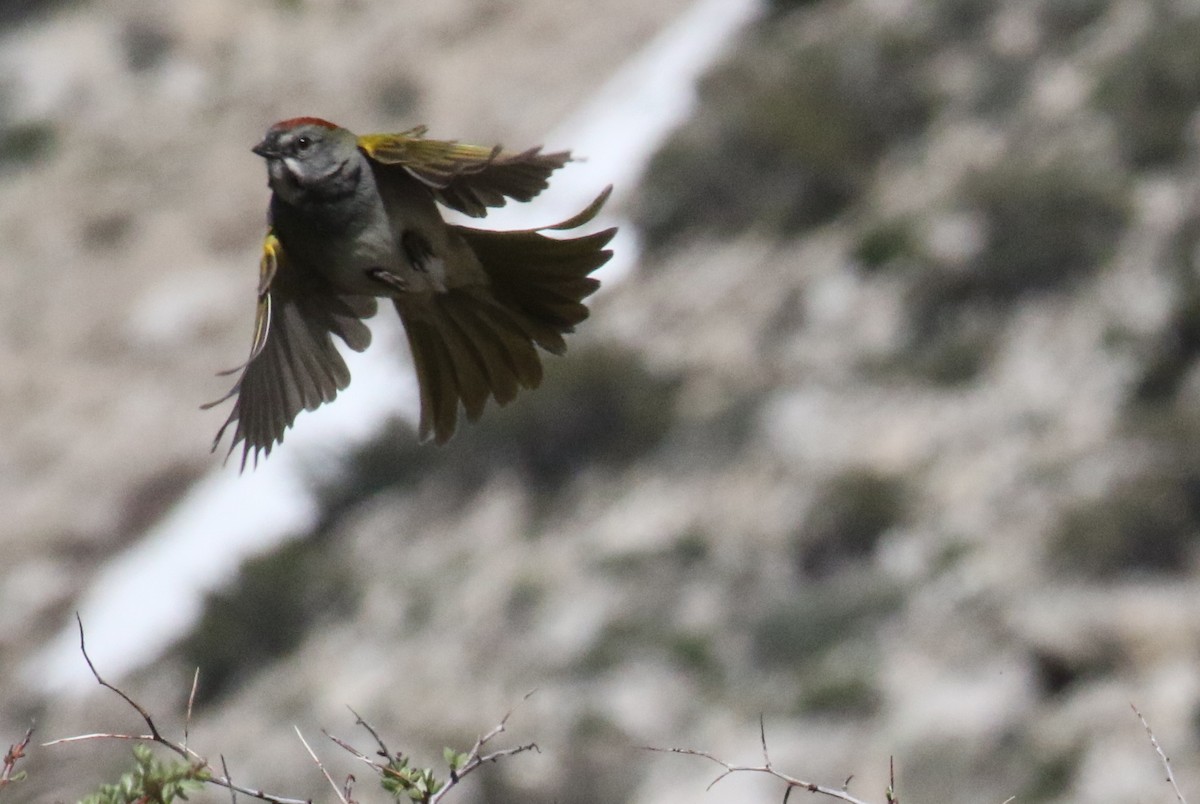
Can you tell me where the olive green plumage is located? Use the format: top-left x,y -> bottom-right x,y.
207,119 -> 615,467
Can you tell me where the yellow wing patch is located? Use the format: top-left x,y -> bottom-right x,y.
358,127 -> 502,187
357,126 -> 573,217
202,231 -> 280,403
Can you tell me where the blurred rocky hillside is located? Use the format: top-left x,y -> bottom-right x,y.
8,0 -> 1200,801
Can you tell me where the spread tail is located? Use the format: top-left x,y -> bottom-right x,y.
396,189 -> 616,443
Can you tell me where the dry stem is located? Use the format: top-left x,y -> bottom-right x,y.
326,690 -> 540,803
646,716 -> 881,804
44,615 -> 311,804
1133,703 -> 1187,804
1,726 -> 34,788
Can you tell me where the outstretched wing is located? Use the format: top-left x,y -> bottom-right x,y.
395,186 -> 615,445
204,232 -> 377,469
358,126 -> 571,218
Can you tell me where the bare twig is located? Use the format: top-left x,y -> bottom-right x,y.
325,732 -> 376,770
46,728 -> 310,804
211,779 -> 310,803
430,690 -> 540,803
56,618 -> 539,804
647,746 -> 875,803
47,617 -> 312,804
646,717 -> 879,804
220,755 -> 237,804
184,667 -> 200,752
440,741 -> 540,795
74,613 -> 168,744
347,706 -> 395,763
295,726 -> 348,804
1,725 -> 34,788
44,732 -> 155,747
327,691 -> 539,804
1133,704 -> 1187,804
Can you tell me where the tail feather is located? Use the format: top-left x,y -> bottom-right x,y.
428,299 -> 493,421
460,296 -> 545,387
459,224 -> 614,344
505,288 -> 590,329
404,317 -> 462,444
539,275 -> 605,297
439,298 -> 523,405
395,215 -> 614,444
479,292 -> 569,355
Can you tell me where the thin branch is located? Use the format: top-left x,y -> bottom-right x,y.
445,741 -> 539,782
184,668 -> 200,753
461,689 -> 535,765
210,779 -> 311,804
221,755 -> 238,804
646,719 -> 882,804
47,729 -> 311,804
1,725 -> 34,787
646,745 -> 874,803
328,693 -> 539,804
75,614 -> 168,745
430,690 -> 540,802
43,732 -> 153,747
325,733 -> 376,771
50,617 -> 312,804
1132,704 -> 1187,804
295,726 -> 348,804
59,619 -> 536,804
346,707 -> 396,763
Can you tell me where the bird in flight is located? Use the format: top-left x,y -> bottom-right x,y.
206,118 -> 615,468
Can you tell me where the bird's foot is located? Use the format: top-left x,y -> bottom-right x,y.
367,266 -> 409,293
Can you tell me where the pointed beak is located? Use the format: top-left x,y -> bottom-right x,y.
251,139 -> 278,159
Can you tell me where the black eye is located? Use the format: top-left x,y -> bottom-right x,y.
295,135 -> 312,151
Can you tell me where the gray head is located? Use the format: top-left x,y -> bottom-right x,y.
252,117 -> 362,206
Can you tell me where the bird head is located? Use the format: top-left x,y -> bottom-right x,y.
253,117 -> 361,206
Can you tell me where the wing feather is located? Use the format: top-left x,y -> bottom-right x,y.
358,128 -> 571,218
205,231 -> 377,468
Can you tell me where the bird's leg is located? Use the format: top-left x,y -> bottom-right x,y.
367,266 -> 409,293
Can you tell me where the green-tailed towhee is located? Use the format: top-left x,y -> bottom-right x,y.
205,117 -> 615,467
